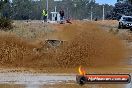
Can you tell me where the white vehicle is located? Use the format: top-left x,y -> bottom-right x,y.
118,16 -> 132,29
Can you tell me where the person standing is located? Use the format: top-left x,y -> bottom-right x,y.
42,9 -> 48,22
59,9 -> 64,23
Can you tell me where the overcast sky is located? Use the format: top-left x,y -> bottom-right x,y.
96,0 -> 117,5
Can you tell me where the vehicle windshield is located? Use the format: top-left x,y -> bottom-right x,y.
123,17 -> 132,22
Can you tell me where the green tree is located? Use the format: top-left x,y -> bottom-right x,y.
12,0 -> 32,20
128,0 -> 132,4
2,0 -> 114,20
0,0 -> 8,18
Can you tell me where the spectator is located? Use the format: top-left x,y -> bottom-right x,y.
59,9 -> 64,21
42,9 -> 48,22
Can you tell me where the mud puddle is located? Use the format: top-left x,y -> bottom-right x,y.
0,72 -> 131,88
0,73 -> 75,88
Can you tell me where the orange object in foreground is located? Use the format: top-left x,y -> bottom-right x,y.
79,66 -> 86,76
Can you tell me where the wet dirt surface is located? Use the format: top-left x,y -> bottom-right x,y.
0,21 -> 131,88
0,65 -> 131,88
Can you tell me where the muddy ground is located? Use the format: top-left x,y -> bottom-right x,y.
0,20 -> 131,88
0,20 -> 127,68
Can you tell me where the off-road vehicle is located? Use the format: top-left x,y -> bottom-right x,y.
118,16 -> 132,29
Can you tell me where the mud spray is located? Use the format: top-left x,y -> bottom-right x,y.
55,22 -> 126,67
0,22 -> 126,68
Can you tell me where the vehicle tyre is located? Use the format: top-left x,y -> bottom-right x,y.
130,27 -> 132,31
79,76 -> 87,85
118,23 -> 121,29
120,23 -> 125,29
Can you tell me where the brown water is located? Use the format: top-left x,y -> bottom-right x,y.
0,69 -> 131,88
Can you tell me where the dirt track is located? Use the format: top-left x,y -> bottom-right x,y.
0,20 -> 131,88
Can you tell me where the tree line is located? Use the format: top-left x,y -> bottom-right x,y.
106,0 -> 132,20
1,0 -> 114,20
